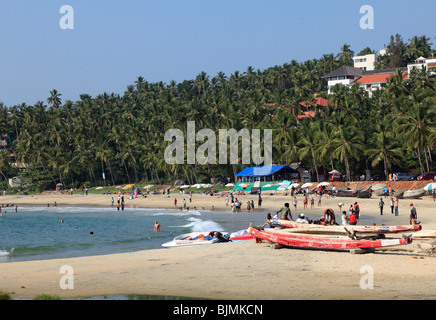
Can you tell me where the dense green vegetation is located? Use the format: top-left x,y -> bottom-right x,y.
0,34 -> 435,191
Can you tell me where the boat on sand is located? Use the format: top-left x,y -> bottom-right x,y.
402,189 -> 426,199
249,226 -> 412,251
270,219 -> 422,234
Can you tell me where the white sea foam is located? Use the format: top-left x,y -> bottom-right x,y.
0,249 -> 12,256
182,217 -> 225,232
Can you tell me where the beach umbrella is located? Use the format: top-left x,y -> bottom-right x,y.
371,183 -> 386,191
301,183 -> 313,188
263,184 -> 272,188
423,183 -> 436,191
195,184 -> 204,189
143,185 -> 154,189
225,183 -> 235,187
115,186 -> 122,189
240,183 -> 250,188
317,182 -> 330,187
180,185 -> 190,189
96,187 -> 104,190
329,170 -> 341,175
203,183 -> 214,188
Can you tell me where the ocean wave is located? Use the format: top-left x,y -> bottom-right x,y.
18,206 -> 202,217
179,217 -> 225,232
0,249 -> 13,256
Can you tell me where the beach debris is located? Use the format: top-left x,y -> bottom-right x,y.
417,241 -> 436,256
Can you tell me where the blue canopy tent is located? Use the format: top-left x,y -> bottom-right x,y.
233,165 -> 300,192
236,165 -> 299,182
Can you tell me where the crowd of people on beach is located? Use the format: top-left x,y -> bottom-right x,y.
270,195 -> 420,228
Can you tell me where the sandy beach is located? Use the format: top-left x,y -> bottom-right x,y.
1,191 -> 436,300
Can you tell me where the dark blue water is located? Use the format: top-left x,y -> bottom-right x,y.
0,206 -> 265,263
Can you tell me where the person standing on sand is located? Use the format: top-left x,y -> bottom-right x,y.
258,195 -> 262,208
349,212 -> 357,225
390,197 -> 394,214
303,195 -> 308,210
292,196 -> 297,211
354,202 -> 360,219
379,198 -> 384,215
174,198 -> 177,208
225,195 -> 229,207
394,197 -> 399,216
341,211 -> 349,226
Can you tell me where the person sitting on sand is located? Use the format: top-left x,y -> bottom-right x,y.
322,208 -> 336,225
264,213 -> 275,228
277,203 -> 293,221
296,213 -> 310,224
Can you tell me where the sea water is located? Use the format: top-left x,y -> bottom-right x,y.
0,206 -> 266,263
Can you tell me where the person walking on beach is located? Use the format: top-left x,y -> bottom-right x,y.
303,195 -> 308,210
225,195 -> 229,207
189,192 -> 192,203
292,196 -> 297,211
174,198 -> 177,208
250,200 -> 255,212
379,198 -> 384,215
258,195 -> 262,208
394,197 -> 399,216
183,198 -> 187,209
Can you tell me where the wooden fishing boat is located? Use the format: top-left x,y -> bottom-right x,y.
394,189 -> 405,198
270,219 -> 422,234
356,187 -> 372,198
249,226 -> 412,251
402,189 -> 426,199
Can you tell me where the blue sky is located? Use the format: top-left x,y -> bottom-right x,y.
0,0 -> 435,106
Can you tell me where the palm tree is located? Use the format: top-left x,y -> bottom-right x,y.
395,99 -> 436,173
336,44 -> 354,66
331,119 -> 364,181
298,123 -> 321,182
47,89 -> 62,109
365,121 -> 403,180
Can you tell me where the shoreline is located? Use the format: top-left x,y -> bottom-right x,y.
1,193 -> 436,300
